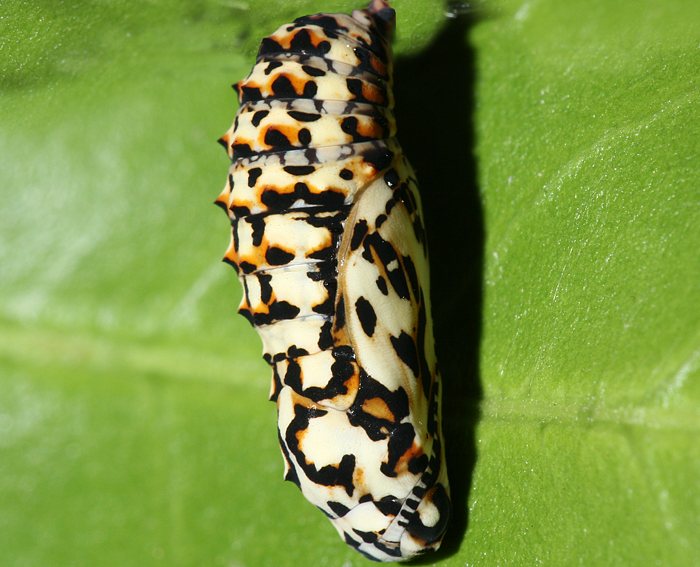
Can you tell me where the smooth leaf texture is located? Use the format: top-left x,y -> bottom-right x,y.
1,1 -> 698,566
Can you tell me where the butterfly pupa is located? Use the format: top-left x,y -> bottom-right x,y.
216,1 -> 450,561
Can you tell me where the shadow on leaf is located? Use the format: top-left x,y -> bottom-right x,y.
393,7 -> 485,561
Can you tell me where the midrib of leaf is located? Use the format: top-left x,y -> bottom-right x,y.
5,322 -> 697,431
0,322 -> 266,392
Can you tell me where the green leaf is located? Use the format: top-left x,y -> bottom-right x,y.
1,0 -> 698,566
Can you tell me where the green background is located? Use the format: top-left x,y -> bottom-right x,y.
1,0 -> 698,565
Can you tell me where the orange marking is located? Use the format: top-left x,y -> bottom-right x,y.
362,82 -> 385,105
370,56 -> 387,76
356,117 -> 383,139
260,123 -> 301,148
264,71 -> 308,96
361,397 -> 395,422
353,467 -> 366,491
343,367 -> 360,395
394,441 -> 425,475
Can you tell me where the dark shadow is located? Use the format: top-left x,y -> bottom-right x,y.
393,7 -> 485,561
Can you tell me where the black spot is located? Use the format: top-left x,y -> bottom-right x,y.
375,213 -> 387,228
353,529 -> 378,543
412,485 -> 427,499
294,181 -> 309,196
346,78 -> 364,100
283,165 -> 316,175
302,81 -> 318,98
317,320 -> 333,350
383,194 -> 399,217
362,146 -> 393,171
264,60 -> 283,75
380,422 -> 416,478
271,75 -> 297,98
249,215 -> 265,246
375,495 -> 402,516
312,296 -> 334,317
333,345 -> 355,361
232,143 -> 253,158
290,29 -> 315,52
390,331 -> 420,376
247,167 -> 262,187
266,247 -> 295,265
267,300 -> 300,322
283,360 -> 302,390
387,264 -> 410,300
238,261 -> 256,274
258,37 -> 283,57
355,296 -> 377,337
328,501 -> 350,517
240,85 -> 262,102
288,110 -> 321,122
251,110 -> 269,127
403,255 -> 420,298
350,219 -> 368,251
376,275 -> 388,295
258,273 -> 273,304
384,168 -> 400,188
405,498 -> 421,510
261,189 -> 296,211
333,296 -> 346,331
340,116 -> 360,139
302,64 -> 326,77
298,128 -> 312,145
253,301 -> 301,325
295,15 -> 348,35
339,168 -> 354,180
302,211 -> 347,233
287,345 -> 309,359
306,261 -> 334,283
408,453 -> 429,474
230,204 -> 250,217
307,188 -> 346,209
308,245 -> 334,261
264,128 -> 292,149
271,351 -> 287,363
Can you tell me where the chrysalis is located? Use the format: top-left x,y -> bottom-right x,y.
215,1 -> 450,561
